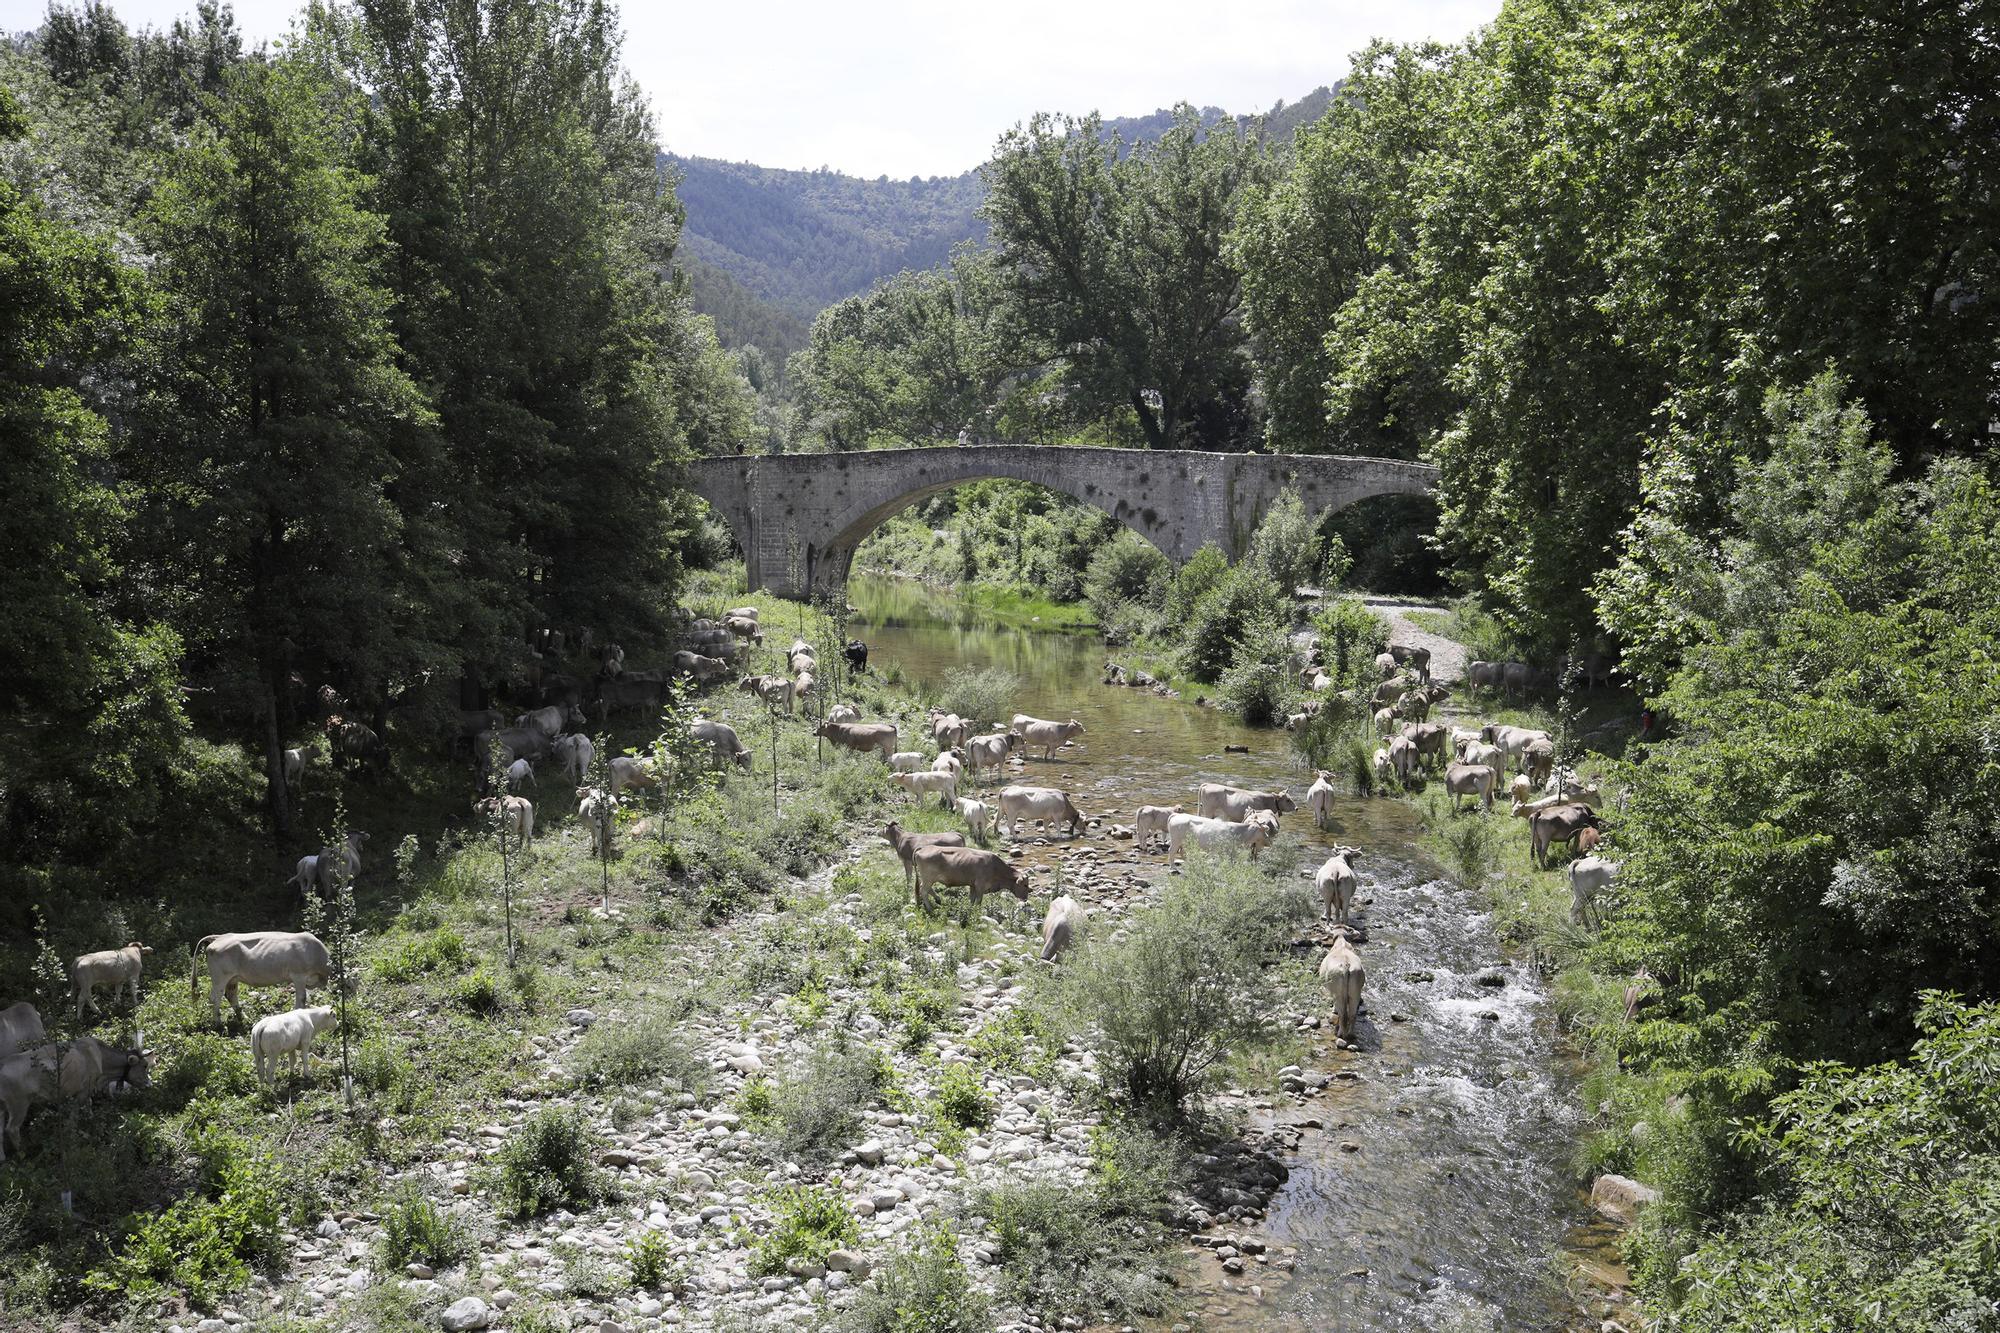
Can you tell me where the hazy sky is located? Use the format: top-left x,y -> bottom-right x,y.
3,0 -> 1501,177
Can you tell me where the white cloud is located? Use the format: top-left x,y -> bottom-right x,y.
4,0 -> 1500,176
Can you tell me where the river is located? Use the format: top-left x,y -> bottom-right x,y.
849,575 -> 1612,1332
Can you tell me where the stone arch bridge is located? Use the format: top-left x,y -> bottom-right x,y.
688,444 -> 1438,598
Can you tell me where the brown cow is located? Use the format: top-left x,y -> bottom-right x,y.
1529,803 -> 1604,868
883,822 -> 967,900
910,845 -> 1030,912
818,720 -> 898,760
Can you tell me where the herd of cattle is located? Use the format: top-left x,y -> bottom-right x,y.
0,602 -> 1623,1168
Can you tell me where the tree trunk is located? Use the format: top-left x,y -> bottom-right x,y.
264,677 -> 291,839
1132,391 -> 1167,449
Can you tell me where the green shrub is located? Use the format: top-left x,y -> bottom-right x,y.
376,1185 -> 473,1271
572,1010 -> 706,1094
495,1108 -> 608,1217
452,966 -> 505,1016
1084,531 -> 1169,626
1214,612 -> 1296,726
1056,852 -> 1307,1121
1180,564 -> 1286,684
937,666 -> 1019,729
844,1223 -> 992,1333
967,1008 -> 1065,1082
86,1154 -> 285,1310
373,927 -> 469,983
930,1063 -> 994,1131
1163,544 -> 1229,625
1312,596 -> 1389,682
557,1241 -> 625,1298
627,1228 -> 679,1292
982,1161 -> 1174,1321
751,1183 -> 859,1276
768,1044 -> 885,1164
738,1077 -> 776,1121
1244,486 -> 1325,595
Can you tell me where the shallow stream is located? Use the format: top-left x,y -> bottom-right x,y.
849,575 -> 1611,1331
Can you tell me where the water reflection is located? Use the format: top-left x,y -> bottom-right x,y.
849,575 -> 1600,1332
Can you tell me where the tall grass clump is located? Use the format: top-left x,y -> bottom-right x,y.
571,1007 -> 707,1095
1054,852 -> 1308,1122
377,1184 -> 474,1271
752,1183 -> 859,1276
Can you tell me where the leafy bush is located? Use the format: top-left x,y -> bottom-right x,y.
751,1183 -> 859,1276
627,1228 -> 679,1292
1180,564 -> 1286,684
1244,486 -> 1325,595
1311,596 -> 1389,683
373,927 -> 468,982
937,666 -> 1019,729
844,1223 -> 992,1333
452,966 -> 505,1016
768,1044 -> 886,1164
1083,530 -> 1169,625
930,1063 -> 994,1131
967,1008 -> 1064,1082
1163,544 -> 1228,625
1056,852 -> 1307,1120
572,1010 -> 706,1094
495,1108 -> 608,1217
1214,611 -> 1296,725
377,1185 -> 473,1271
1659,995 -> 2000,1329
86,1154 -> 285,1310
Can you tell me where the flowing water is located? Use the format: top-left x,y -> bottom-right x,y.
849,575 -> 1612,1332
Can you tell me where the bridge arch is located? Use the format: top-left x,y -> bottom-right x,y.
688,444 -> 1438,598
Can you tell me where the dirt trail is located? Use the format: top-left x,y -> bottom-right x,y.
1360,597 -> 1469,684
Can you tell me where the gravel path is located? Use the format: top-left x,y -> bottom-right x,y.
1361,597 -> 1469,684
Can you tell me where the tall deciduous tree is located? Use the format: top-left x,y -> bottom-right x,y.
134,55 -> 431,835
982,107 -> 1268,449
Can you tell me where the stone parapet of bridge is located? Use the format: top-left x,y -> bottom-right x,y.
688,444 -> 1438,598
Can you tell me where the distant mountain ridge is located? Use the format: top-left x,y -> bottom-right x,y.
669,85 -> 1337,359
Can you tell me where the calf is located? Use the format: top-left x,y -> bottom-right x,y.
1133,804 -> 1181,850
825,704 -> 860,726
1314,848 -> 1361,925
251,1005 -> 338,1084
887,751 -> 930,773
882,821 -> 967,900
893,770 -> 959,808
506,757 -> 536,791
609,756 -> 658,795
931,750 -> 964,781
911,845 -> 1030,912
192,931 -> 330,1025
953,797 -> 995,840
70,944 -> 152,1019
1040,895 -> 1085,962
283,747 -> 304,791
1319,935 -> 1365,1042
577,787 -> 618,857
552,732 -> 596,783
739,674 -> 795,715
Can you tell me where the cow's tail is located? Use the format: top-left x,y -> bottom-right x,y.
191,935 -> 221,1000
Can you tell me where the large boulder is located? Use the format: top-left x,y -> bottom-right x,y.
441,1296 -> 492,1331
1590,1173 -> 1661,1224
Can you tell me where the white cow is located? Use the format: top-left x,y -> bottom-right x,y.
609,756 -> 658,796
192,931 -> 331,1025
892,770 -> 959,807
1040,895 -> 1086,962
1371,747 -> 1395,787
518,704 -> 584,740
964,732 -> 1017,782
1133,804 -> 1181,850
475,794 -> 535,846
1483,724 -> 1553,774
1319,935 -> 1365,1041
552,732 -> 596,784
1314,848 -> 1361,925
1387,735 -> 1418,786
1196,784 -> 1299,822
282,747 -> 304,790
1016,717 -> 1085,760
930,713 -> 970,749
887,751 -> 930,773
1304,771 -> 1336,828
931,750 -> 965,781
1568,856 -> 1621,927
70,944 -> 152,1019
505,757 -> 536,791
0,1003 -> 44,1061
1165,810 -> 1277,861
954,797 -> 996,840
250,1005 -> 338,1084
577,786 -> 618,857
826,704 -> 860,726
998,785 -> 1084,837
